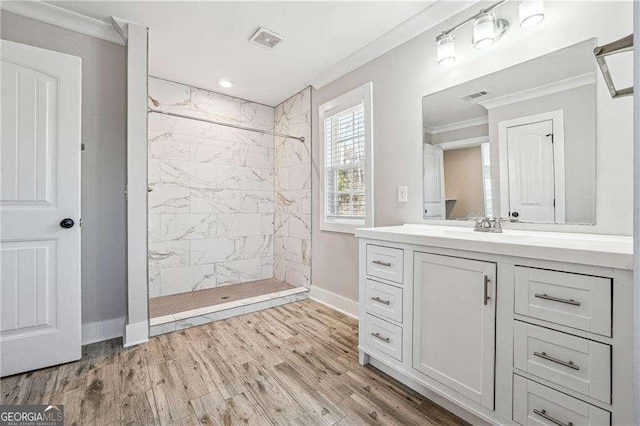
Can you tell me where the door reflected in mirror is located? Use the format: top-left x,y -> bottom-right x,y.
422,39 -> 596,225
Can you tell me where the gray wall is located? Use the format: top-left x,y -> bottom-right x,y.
1,12 -> 127,325
311,1 -> 634,303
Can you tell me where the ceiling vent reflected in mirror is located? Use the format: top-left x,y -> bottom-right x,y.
461,91 -> 490,102
249,27 -> 286,49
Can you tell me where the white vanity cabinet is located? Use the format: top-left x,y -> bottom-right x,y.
356,225 -> 634,426
413,253 -> 496,410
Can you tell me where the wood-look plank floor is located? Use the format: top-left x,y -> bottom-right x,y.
1,300 -> 469,426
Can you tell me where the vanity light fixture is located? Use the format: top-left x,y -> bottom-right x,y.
435,0 -> 544,66
217,79 -> 234,88
519,0 -> 545,28
436,33 -> 456,66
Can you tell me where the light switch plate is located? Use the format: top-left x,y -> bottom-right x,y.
397,186 -> 408,203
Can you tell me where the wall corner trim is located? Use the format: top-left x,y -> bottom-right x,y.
126,23 -> 150,335
82,317 -> 125,346
309,285 -> 359,319
0,0 -> 125,46
124,320 -> 149,347
309,0 -> 480,89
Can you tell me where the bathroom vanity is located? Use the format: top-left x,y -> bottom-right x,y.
356,225 -> 633,425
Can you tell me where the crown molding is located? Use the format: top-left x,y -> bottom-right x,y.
1,0 -> 125,46
428,116 -> 488,134
435,135 -> 489,151
309,0 -> 481,89
478,72 -> 597,110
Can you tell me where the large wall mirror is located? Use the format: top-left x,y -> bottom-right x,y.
423,39 -> 597,225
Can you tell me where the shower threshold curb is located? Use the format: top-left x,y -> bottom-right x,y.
149,286 -> 309,336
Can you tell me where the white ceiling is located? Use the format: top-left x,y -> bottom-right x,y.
47,1 -> 432,106
422,39 -> 597,128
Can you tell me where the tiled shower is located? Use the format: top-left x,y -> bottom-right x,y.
147,77 -> 311,302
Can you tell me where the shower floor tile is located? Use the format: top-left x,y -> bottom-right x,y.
149,278 -> 297,318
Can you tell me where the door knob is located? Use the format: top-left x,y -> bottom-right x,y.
511,211 -> 519,218
60,218 -> 75,229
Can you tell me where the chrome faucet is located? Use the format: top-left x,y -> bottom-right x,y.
474,217 -> 503,233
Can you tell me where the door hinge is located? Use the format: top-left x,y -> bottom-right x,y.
81,143 -> 86,151
546,133 -> 554,143
79,218 -> 83,228
553,198 -> 556,207
124,188 -> 128,202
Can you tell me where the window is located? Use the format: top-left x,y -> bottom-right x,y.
319,82 -> 373,233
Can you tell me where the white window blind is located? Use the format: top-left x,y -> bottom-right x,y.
324,103 -> 366,221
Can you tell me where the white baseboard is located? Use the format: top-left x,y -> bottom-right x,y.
124,320 -> 149,347
82,316 -> 125,345
309,285 -> 359,319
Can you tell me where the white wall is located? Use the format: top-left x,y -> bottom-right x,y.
1,12 -> 128,325
311,1 -> 634,302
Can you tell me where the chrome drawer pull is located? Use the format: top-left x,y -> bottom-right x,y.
534,293 -> 581,306
533,351 -> 580,370
371,332 -> 390,343
371,297 -> 390,305
372,260 -> 392,267
533,409 -> 573,426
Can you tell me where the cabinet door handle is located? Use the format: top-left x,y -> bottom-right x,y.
533,409 -> 573,426
483,276 -> 490,305
533,351 -> 580,370
371,297 -> 390,305
534,293 -> 581,306
371,332 -> 390,343
372,260 -> 392,267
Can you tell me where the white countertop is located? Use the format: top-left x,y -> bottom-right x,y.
355,224 -> 633,270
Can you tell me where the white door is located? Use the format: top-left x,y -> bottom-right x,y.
506,120 -> 555,223
423,144 -> 445,219
413,252 -> 496,409
1,40 -> 82,376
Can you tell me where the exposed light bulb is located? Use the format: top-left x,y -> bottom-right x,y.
473,11 -> 497,49
436,34 -> 456,66
519,0 -> 545,28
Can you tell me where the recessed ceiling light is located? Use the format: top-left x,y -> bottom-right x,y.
217,79 -> 233,88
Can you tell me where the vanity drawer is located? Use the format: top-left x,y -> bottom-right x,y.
363,314 -> 402,361
514,267 -> 612,337
514,321 -> 611,404
513,375 -> 610,426
365,279 -> 403,323
366,244 -> 404,284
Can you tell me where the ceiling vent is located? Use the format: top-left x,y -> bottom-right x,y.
249,27 -> 286,49
461,90 -> 489,102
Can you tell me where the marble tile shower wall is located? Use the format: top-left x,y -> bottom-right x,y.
274,88 -> 312,288
147,78 -> 276,298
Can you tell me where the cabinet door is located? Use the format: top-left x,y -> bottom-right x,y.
412,252 -> 496,409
